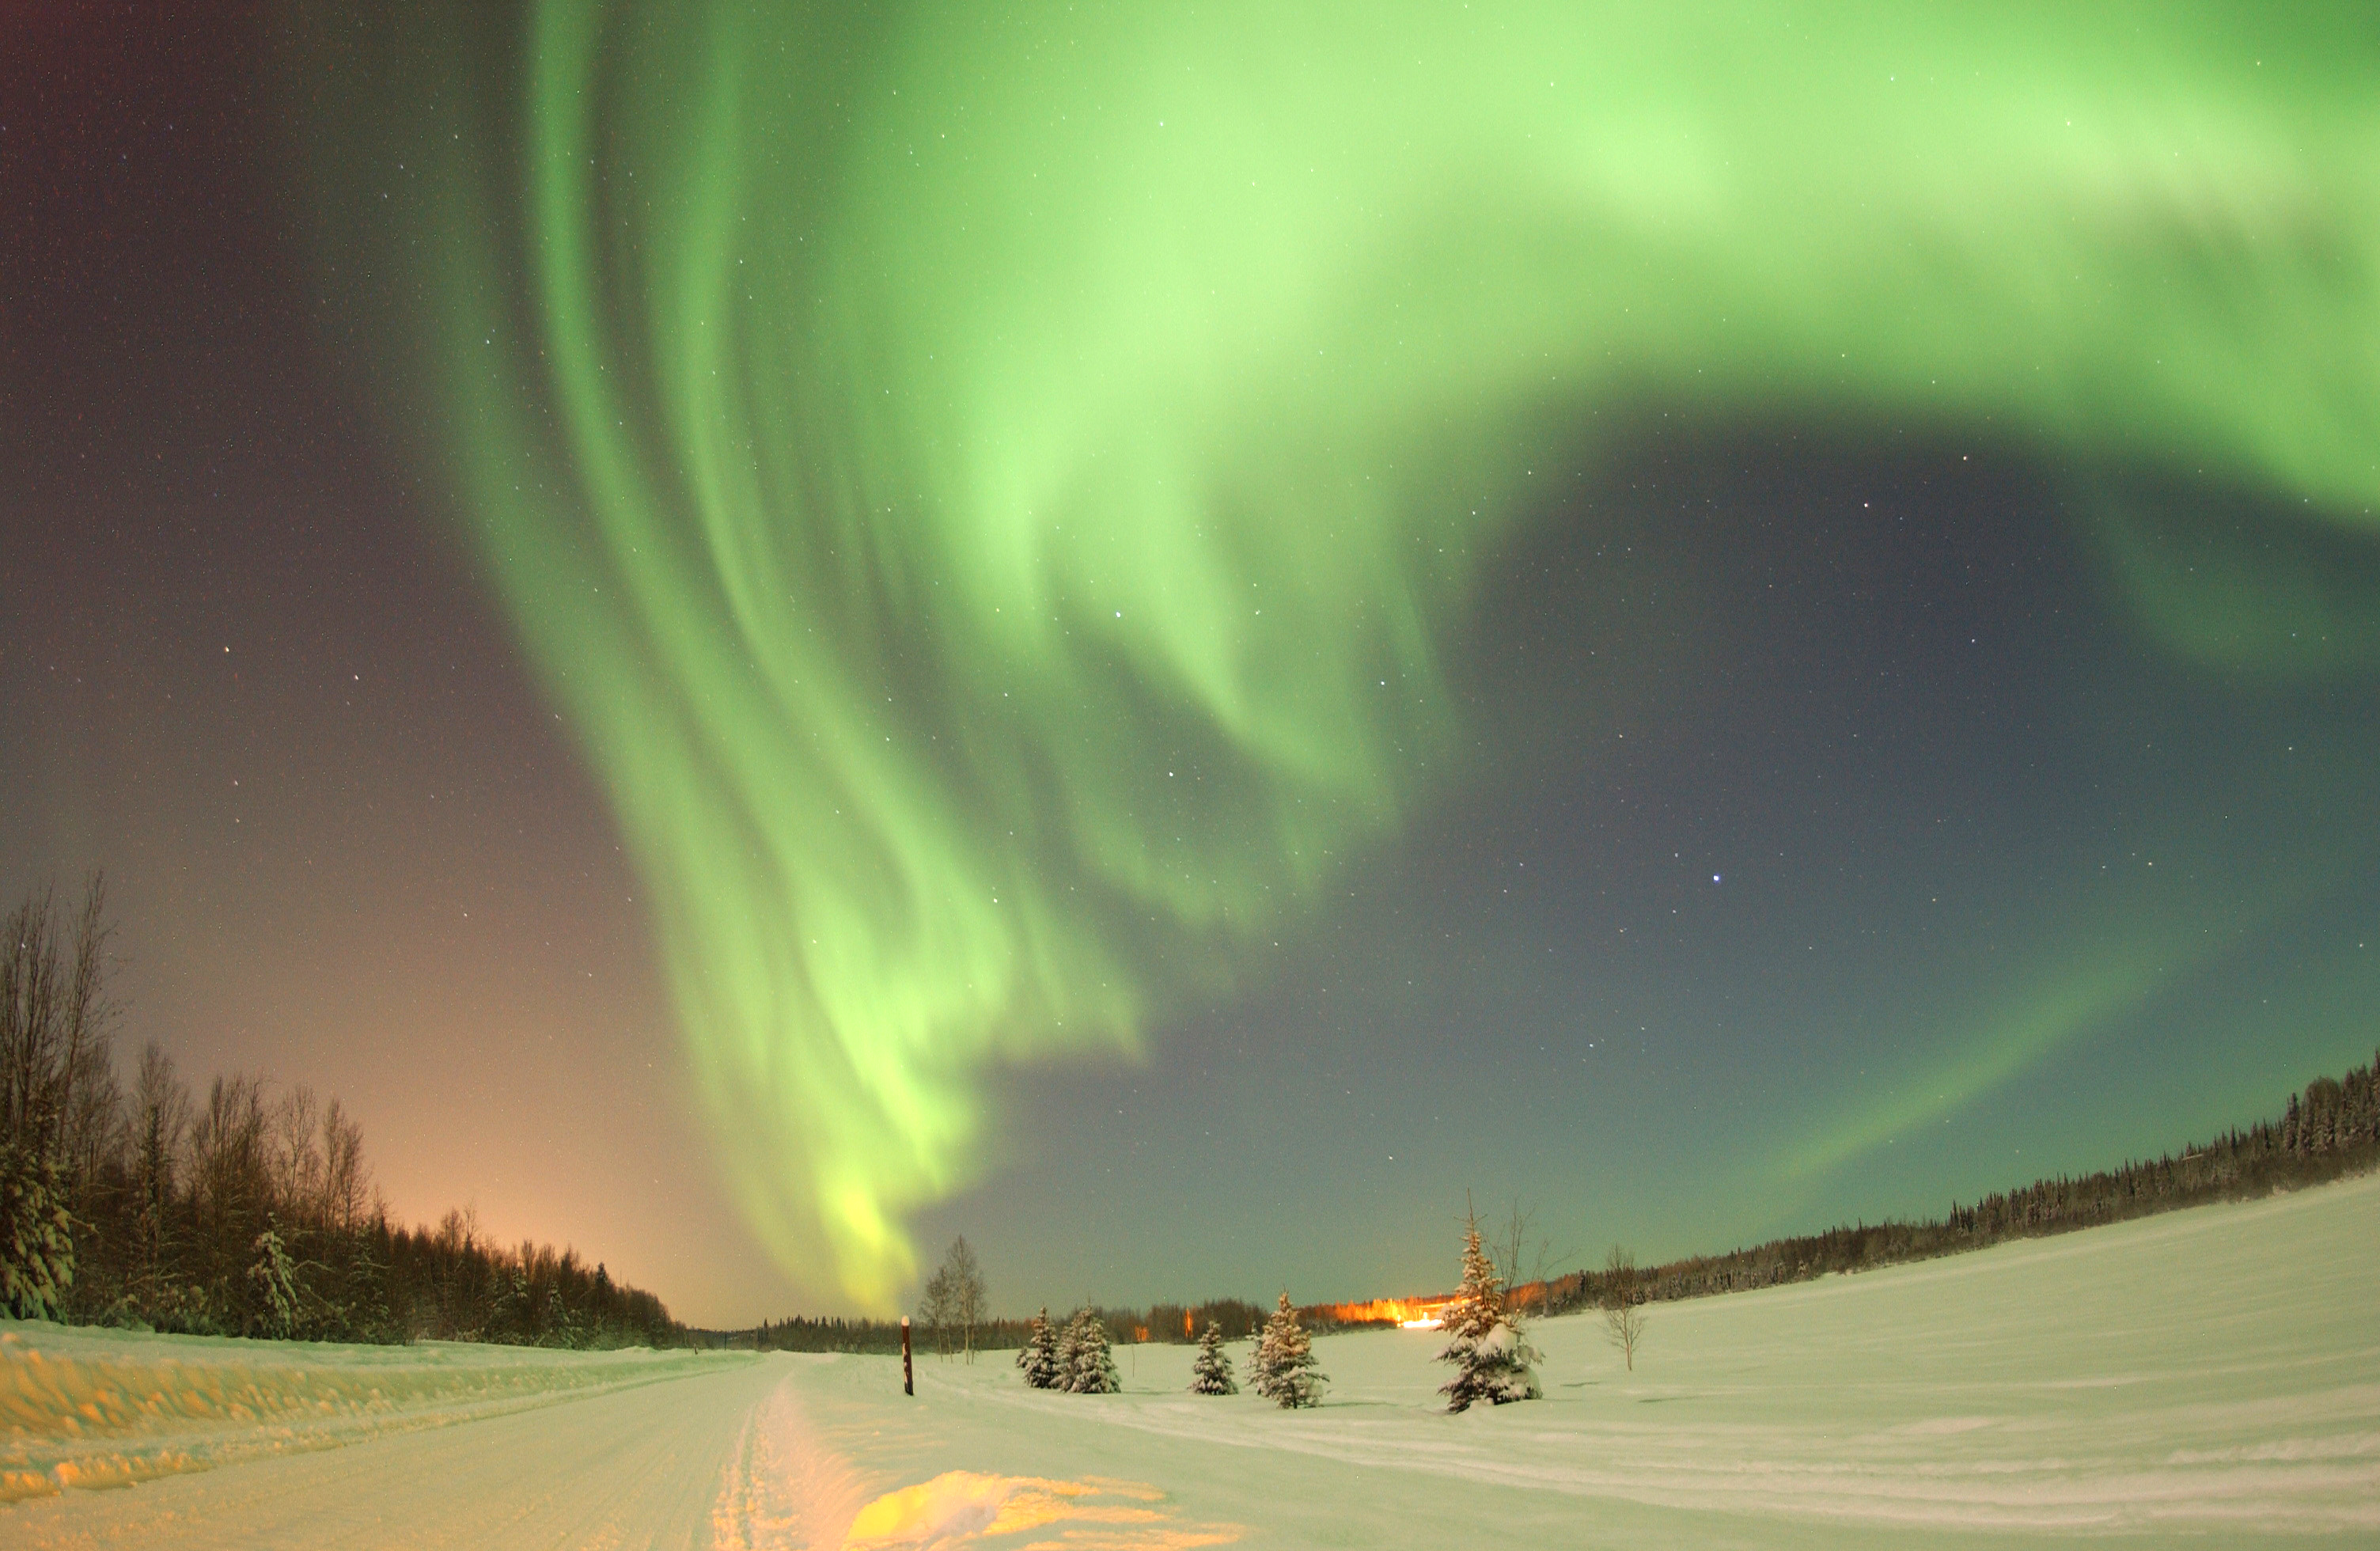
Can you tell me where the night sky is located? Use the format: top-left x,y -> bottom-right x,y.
6,3 -> 2376,1325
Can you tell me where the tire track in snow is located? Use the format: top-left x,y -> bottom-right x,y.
710,1359 -> 870,1549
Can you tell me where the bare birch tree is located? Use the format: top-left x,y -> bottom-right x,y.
1602,1244 -> 1647,1371
947,1236 -> 985,1363
918,1260 -> 956,1358
919,1236 -> 987,1361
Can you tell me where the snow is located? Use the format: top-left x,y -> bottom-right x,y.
7,1172 -> 2376,1546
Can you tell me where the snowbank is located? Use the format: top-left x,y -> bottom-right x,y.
0,1325 -> 732,1502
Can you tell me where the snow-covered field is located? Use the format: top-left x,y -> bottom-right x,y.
6,1171 -> 2375,1548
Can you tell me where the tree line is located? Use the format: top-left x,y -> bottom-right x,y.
737,1234 -> 1280,1355
741,1295 -> 1278,1356
1535,1048 -> 2380,1316
1,878 -> 680,1347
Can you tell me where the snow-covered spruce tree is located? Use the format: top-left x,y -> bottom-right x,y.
1188,1320 -> 1237,1394
1052,1305 -> 1082,1380
0,1143 -> 74,1322
1437,1215 -> 1542,1410
1063,1306 -> 1120,1394
248,1217 -> 302,1340
1253,1292 -> 1325,1408
1017,1306 -> 1063,1389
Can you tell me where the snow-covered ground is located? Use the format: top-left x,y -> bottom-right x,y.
7,1171 -> 2375,1547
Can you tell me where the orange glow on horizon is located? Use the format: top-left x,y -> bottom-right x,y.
1320,1280 -> 1553,1331
1318,1296 -> 1450,1328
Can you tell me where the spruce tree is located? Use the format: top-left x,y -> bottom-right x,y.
1252,1292 -> 1325,1408
1437,1216 -> 1542,1410
1052,1306 -> 1081,1381
1063,1306 -> 1120,1394
1017,1306 -> 1062,1390
0,1144 -> 74,1321
247,1218 -> 301,1340
1189,1320 -> 1237,1394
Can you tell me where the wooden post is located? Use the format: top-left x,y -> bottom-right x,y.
901,1315 -> 914,1396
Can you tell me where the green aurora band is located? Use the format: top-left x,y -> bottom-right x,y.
313,3 -> 2380,1306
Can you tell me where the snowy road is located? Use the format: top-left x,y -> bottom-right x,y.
6,1172 -> 2377,1548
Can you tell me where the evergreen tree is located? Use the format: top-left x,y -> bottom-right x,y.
1251,1292 -> 1325,1408
248,1217 -> 301,1340
1437,1215 -> 1542,1410
1188,1320 -> 1237,1394
1052,1304 -> 1081,1378
1017,1306 -> 1063,1389
1063,1306 -> 1120,1394
0,1143 -> 74,1321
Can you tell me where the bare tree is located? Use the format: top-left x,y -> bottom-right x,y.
917,1258 -> 956,1358
917,1236 -> 987,1362
320,1098 -> 370,1234
59,878 -> 123,1209
1,878 -> 122,1319
948,1237 -> 986,1363
0,885 -> 64,1153
130,1043 -> 192,1287
191,1073 -> 270,1273
1,877 -> 116,1163
1602,1244 -> 1647,1371
1488,1199 -> 1564,1324
271,1085 -> 324,1227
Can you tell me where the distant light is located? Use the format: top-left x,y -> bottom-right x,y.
1712,874 -> 1722,883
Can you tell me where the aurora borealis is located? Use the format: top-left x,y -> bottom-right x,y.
7,3 -> 2378,1320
